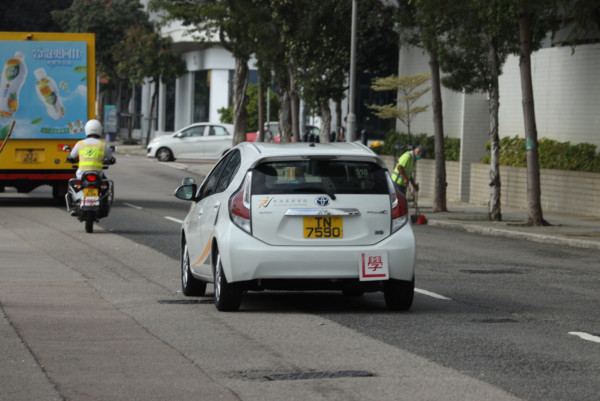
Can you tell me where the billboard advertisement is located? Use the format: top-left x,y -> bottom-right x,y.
0,40 -> 89,140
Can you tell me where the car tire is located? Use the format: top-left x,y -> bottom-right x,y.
383,277 -> 414,311
156,147 -> 174,162
214,252 -> 242,311
181,242 -> 207,296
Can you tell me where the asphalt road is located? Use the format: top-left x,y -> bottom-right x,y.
1,154 -> 598,401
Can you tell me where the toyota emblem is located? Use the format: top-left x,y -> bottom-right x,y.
315,196 -> 330,207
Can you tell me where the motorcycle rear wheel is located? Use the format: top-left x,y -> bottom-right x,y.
85,212 -> 95,233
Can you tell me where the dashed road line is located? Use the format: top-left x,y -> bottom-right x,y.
124,202 -> 144,210
569,332 -> 600,344
165,216 -> 184,224
415,288 -> 452,300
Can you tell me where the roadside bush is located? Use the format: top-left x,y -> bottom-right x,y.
371,130 -> 460,162
481,136 -> 600,173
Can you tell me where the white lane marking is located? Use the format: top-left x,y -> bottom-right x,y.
415,288 -> 452,300
163,162 -> 187,170
165,216 -> 184,224
569,332 -> 600,344
124,202 -> 144,210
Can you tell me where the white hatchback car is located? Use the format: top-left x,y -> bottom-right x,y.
174,142 -> 416,311
147,122 -> 234,161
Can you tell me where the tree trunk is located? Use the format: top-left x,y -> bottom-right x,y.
333,101 -> 342,143
429,51 -> 447,213
320,102 -> 332,143
288,59 -> 301,143
519,10 -> 546,226
145,80 -> 158,146
232,58 -> 249,146
488,41 -> 502,221
278,87 -> 292,143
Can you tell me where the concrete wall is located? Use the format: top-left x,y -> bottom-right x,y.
469,163 -> 600,217
382,154 -> 599,218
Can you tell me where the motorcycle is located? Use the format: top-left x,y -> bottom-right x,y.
64,149 -> 115,233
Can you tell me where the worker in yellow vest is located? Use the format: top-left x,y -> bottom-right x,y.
391,146 -> 426,196
68,119 -> 115,179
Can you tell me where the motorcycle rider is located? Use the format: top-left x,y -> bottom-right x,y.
66,119 -> 115,215
67,119 -> 115,178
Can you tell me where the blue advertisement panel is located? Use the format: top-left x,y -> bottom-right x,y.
0,40 -> 88,140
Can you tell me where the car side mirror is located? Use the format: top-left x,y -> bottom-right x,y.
182,177 -> 195,186
174,184 -> 197,201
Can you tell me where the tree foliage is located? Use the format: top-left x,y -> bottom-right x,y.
369,72 -> 431,143
1,0 -> 72,32
52,0 -> 151,85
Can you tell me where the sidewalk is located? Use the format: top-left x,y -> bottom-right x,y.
114,143 -> 600,251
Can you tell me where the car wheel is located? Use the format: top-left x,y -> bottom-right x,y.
181,242 -> 207,296
156,147 -> 174,162
383,277 -> 414,311
214,252 -> 242,311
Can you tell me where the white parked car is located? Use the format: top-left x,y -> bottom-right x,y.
174,142 -> 416,311
147,123 -> 234,161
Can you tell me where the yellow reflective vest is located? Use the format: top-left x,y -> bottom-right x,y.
391,151 -> 415,186
77,140 -> 105,171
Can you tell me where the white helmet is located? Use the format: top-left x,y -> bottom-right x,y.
84,119 -> 103,137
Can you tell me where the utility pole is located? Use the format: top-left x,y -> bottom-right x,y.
347,0 -> 358,142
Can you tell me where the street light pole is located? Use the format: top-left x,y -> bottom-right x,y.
347,0 -> 358,142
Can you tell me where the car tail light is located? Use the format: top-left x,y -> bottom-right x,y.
386,172 -> 408,233
229,171 -> 252,234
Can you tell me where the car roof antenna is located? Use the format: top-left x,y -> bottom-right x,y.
309,142 -> 315,147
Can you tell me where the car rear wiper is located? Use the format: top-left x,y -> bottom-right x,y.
292,186 -> 336,200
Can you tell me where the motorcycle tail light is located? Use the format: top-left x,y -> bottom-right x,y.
85,174 -> 97,182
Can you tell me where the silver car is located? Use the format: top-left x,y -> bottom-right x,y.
174,142 -> 416,311
147,123 -> 234,161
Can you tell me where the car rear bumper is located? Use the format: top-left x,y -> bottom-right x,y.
218,224 -> 416,283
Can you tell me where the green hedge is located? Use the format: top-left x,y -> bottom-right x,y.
481,136 -> 600,173
370,131 -> 460,162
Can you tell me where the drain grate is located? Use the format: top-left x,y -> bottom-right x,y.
460,269 -> 522,275
265,370 -> 374,381
157,299 -> 213,305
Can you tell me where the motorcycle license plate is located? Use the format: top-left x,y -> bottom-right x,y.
83,188 -> 98,197
303,216 -> 343,238
82,196 -> 99,207
82,188 -> 99,207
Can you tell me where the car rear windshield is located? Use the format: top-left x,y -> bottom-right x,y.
252,160 -> 389,195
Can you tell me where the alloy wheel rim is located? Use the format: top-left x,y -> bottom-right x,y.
182,245 -> 189,287
215,254 -> 221,302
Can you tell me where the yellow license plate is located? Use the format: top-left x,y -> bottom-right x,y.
303,216 -> 343,238
83,188 -> 98,197
15,149 -> 45,163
